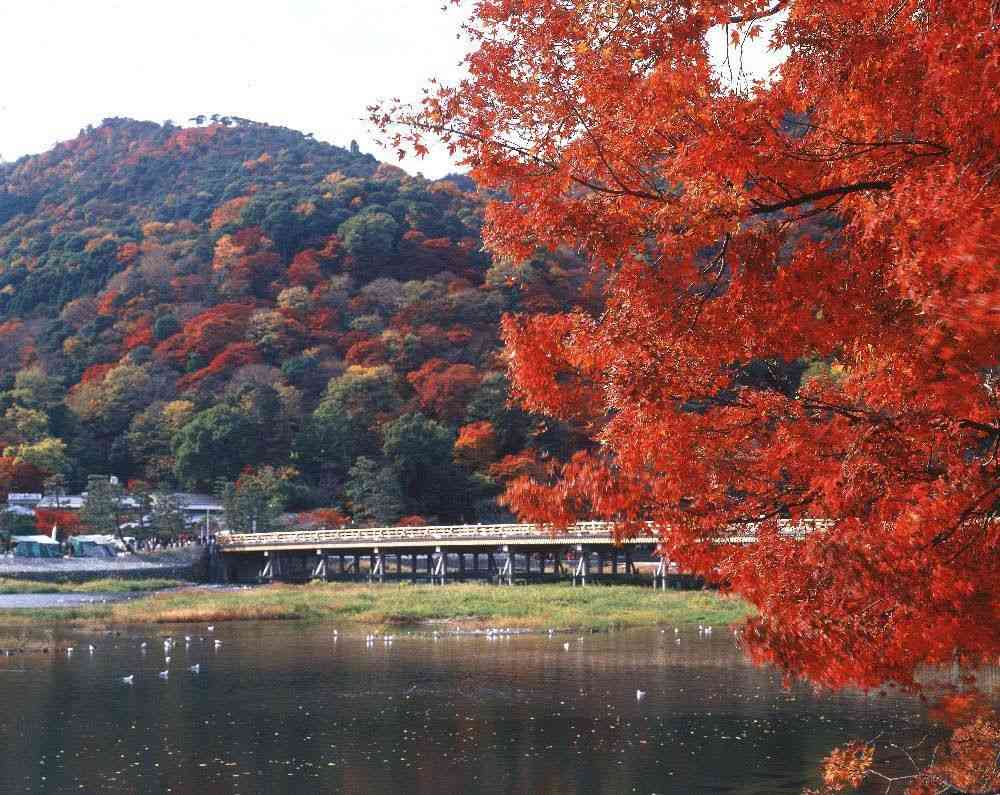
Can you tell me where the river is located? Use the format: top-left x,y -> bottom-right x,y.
0,623 -> 967,793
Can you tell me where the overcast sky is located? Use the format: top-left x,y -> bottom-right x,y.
0,1 -> 470,177
0,2 -> 783,179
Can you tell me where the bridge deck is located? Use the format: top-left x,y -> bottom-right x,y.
216,521 -> 663,553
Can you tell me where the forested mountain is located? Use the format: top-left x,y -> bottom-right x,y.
0,117 -> 593,525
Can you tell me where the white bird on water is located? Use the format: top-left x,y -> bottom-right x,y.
66,647 -> 74,655
563,642 -> 571,651
189,664 -> 200,674
165,656 -> 171,665
122,675 -> 134,685
88,644 -> 96,653
158,670 -> 169,679
140,642 -> 147,650
636,689 -> 646,701
207,625 -> 214,632
213,640 -> 222,649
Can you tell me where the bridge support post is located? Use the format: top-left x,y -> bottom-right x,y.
369,548 -> 384,584
411,553 -> 418,582
625,548 -> 634,575
653,557 -> 669,589
432,546 -> 446,585
572,545 -> 588,586
498,545 -> 513,585
260,552 -> 273,582
312,551 -> 328,582
458,552 -> 466,579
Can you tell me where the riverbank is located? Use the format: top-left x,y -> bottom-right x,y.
0,577 -> 189,595
0,581 -> 753,632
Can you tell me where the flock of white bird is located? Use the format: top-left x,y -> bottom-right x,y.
61,623 -> 222,685
69,620 -> 717,701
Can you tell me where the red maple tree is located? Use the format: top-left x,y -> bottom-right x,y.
407,358 -> 482,422
376,0 -> 1000,695
34,508 -> 81,537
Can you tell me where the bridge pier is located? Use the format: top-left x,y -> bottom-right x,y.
653,557 -> 667,589
572,545 -> 589,586
312,551 -> 328,582
369,549 -> 385,583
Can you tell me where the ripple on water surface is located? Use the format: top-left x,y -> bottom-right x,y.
0,624 -> 969,794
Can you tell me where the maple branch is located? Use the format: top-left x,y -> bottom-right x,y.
927,485 -> 1000,548
959,418 -> 999,436
729,1 -> 787,25
403,120 -> 666,203
748,180 -> 893,214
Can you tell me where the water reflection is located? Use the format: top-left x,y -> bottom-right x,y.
0,624 -> 977,794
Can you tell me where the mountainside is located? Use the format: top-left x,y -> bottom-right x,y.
0,118 -> 592,525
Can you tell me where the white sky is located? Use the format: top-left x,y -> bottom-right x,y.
0,0 -> 471,178
0,2 -> 783,179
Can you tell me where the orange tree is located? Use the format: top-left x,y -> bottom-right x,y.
375,0 -> 999,691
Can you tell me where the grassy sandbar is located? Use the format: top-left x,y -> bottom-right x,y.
0,581 -> 753,632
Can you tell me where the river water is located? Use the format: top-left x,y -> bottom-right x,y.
0,623 -> 964,793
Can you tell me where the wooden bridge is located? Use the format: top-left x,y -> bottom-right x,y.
213,521 -> 696,587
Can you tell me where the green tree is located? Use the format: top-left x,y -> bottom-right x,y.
127,480 -> 155,538
219,466 -> 292,533
2,405 -> 49,443
149,492 -> 187,540
43,474 -> 68,509
172,405 -> 257,488
80,475 -> 128,536
0,509 -> 36,543
343,457 -> 403,526
338,211 -> 400,269
152,314 -> 180,342
10,437 -> 69,474
294,365 -> 401,480
381,413 -> 467,520
6,366 -> 63,410
465,372 -> 532,454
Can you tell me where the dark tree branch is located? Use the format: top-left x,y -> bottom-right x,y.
729,1 -> 787,24
749,180 -> 893,214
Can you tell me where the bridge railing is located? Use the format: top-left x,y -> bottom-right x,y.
215,518 -> 828,549
216,520 -> 661,548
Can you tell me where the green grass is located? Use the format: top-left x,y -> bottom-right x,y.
0,577 -> 189,595
0,581 -> 754,632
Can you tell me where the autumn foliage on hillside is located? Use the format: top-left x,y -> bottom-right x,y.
377,0 -> 1000,698
0,117 -> 591,522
